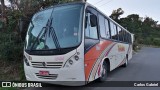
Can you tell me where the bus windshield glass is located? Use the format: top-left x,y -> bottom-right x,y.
25,4 -> 84,50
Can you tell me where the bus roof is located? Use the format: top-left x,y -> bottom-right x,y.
34,1 -> 133,35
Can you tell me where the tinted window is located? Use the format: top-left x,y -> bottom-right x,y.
127,32 -> 131,43
105,19 -> 110,39
121,29 -> 125,42
99,14 -> 106,38
129,34 -> 131,43
123,30 -> 128,42
124,31 -> 127,42
125,31 -> 128,43
117,27 -> 122,41
110,21 -> 118,40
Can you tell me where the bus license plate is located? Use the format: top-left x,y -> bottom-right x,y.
39,71 -> 49,76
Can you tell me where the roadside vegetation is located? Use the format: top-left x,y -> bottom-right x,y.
0,0 -> 160,81
110,8 -> 160,50
0,0 -> 81,81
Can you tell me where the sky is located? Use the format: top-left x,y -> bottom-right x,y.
87,0 -> 160,24
2,0 -> 160,24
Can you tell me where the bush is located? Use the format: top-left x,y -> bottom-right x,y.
0,32 -> 24,62
153,38 -> 160,46
133,41 -> 141,51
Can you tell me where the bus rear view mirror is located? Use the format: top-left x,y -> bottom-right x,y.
18,18 -> 32,41
18,18 -> 32,33
90,14 -> 97,27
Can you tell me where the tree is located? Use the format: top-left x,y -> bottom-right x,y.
0,0 -> 7,31
110,8 -> 124,23
140,17 -> 158,37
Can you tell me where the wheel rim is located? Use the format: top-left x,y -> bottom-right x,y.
126,59 -> 128,65
102,64 -> 106,77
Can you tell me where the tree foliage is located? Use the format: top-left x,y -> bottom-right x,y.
110,8 -> 124,23
110,8 -> 160,47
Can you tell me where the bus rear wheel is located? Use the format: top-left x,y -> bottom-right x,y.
98,61 -> 108,82
122,55 -> 128,67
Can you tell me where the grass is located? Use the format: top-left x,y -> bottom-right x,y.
139,44 -> 160,48
0,60 -> 25,90
0,87 -> 18,90
0,60 -> 25,81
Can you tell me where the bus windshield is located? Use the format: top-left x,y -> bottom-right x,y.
25,4 -> 84,50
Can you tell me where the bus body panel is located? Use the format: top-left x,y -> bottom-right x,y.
24,46 -> 86,85
84,40 -> 132,82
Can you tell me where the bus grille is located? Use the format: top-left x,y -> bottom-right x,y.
35,73 -> 58,79
31,62 -> 63,68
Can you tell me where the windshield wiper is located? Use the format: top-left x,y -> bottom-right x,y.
30,26 -> 47,51
30,18 -> 61,51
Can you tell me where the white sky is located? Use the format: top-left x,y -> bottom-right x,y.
3,0 -> 10,5
2,0 -> 160,24
87,0 -> 160,24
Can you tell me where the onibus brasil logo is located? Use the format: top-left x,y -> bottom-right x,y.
1,82 -> 42,87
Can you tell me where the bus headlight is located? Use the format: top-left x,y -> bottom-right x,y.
74,55 -> 79,61
69,59 -> 73,65
64,54 -> 79,68
24,56 -> 30,66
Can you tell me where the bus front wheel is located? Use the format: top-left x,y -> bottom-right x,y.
98,61 -> 108,82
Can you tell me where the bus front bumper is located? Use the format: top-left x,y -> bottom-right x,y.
24,62 -> 85,86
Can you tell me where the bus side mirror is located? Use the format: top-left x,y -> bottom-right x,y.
18,18 -> 32,33
90,14 -> 97,27
18,18 -> 32,41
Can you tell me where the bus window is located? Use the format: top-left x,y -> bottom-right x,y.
105,19 -> 110,39
121,29 -> 125,42
123,30 -> 127,42
110,21 -> 118,40
118,28 -> 123,42
125,31 -> 128,43
127,33 -> 129,43
128,34 -> 132,43
117,27 -> 121,41
98,14 -> 106,38
85,13 -> 98,39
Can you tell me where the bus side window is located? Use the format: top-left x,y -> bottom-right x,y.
105,19 -> 111,39
110,21 -> 118,40
85,12 -> 98,39
117,27 -> 121,41
122,30 -> 125,42
99,14 -> 106,38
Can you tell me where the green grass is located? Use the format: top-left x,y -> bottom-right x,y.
0,87 -> 18,90
0,60 -> 25,81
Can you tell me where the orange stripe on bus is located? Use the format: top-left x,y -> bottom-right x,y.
84,40 -> 112,81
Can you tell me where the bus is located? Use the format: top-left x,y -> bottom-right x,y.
23,1 -> 133,86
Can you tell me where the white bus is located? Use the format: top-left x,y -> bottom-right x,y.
23,1 -> 133,86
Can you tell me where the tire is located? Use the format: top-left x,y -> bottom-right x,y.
98,61 -> 108,82
122,55 -> 128,67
